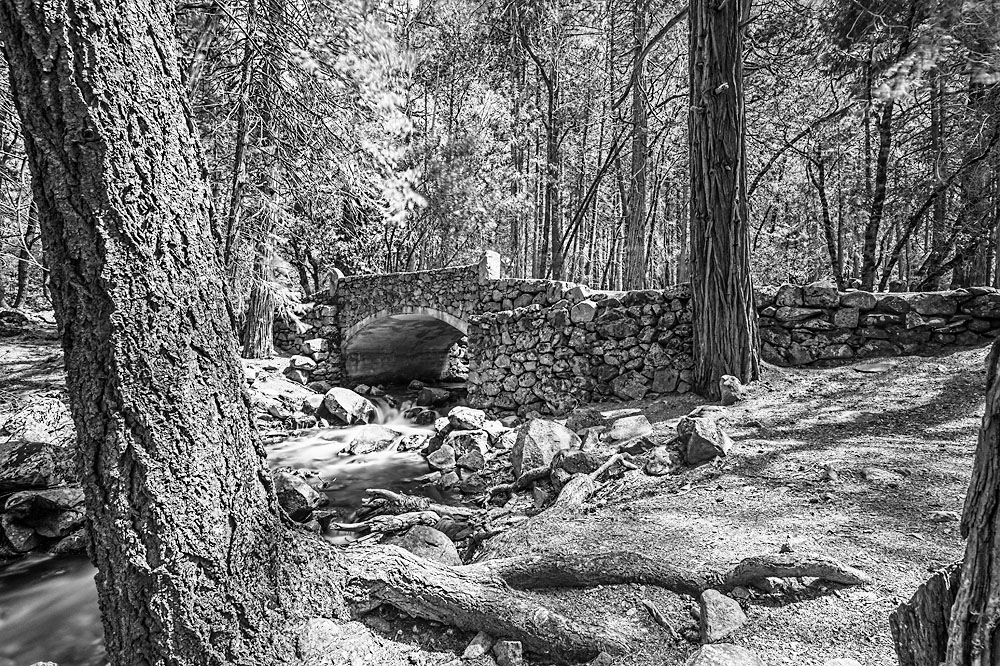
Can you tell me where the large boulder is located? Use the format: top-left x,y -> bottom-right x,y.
0,439 -> 74,494
385,525 -> 461,565
679,416 -> 734,465
510,419 -> 581,478
0,395 -> 74,444
684,644 -> 764,666
322,387 -> 377,425
700,590 -> 748,643
416,387 -> 451,406
347,424 -> 401,455
273,470 -> 325,521
2,487 -> 86,552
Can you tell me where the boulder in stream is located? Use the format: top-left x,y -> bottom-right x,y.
2,487 -> 86,552
347,424 -> 401,455
416,387 -> 451,406
448,406 -> 488,431
0,439 -> 75,494
273,470 -> 325,521
322,387 -> 377,425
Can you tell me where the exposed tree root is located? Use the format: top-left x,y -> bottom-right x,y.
339,544 -> 631,663
720,553 -> 873,589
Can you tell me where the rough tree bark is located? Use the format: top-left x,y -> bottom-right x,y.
688,0 -> 760,399
623,0 -> 648,290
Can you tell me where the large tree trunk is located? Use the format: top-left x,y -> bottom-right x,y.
943,337 -> 1000,664
0,0 -> 303,662
688,0 -> 759,400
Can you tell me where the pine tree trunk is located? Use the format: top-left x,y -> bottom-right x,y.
688,0 -> 759,400
0,1 -> 306,662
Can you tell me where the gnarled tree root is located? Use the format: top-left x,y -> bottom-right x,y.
340,544 -> 630,663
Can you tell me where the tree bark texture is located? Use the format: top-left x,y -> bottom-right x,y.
860,99 -> 893,291
0,1 -> 301,662
623,0 -> 648,290
944,338 -> 1000,665
688,0 -> 759,399
891,563 -> 961,666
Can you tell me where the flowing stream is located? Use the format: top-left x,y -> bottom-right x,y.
0,390 -> 449,666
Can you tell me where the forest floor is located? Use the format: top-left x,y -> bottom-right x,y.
0,324 -> 987,666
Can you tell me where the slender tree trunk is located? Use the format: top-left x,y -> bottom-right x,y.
623,0 -> 648,289
13,208 -> 36,308
861,98 -> 894,290
688,0 -> 759,399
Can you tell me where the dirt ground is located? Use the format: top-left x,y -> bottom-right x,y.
0,326 -> 987,666
491,347 -> 986,666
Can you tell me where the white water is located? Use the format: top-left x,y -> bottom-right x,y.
0,397 -> 444,666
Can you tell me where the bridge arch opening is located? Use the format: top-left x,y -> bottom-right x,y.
342,307 -> 468,385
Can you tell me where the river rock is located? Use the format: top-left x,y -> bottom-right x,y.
445,429 -> 489,455
460,473 -> 488,494
0,439 -> 74,494
457,449 -> 486,471
322,387 -> 377,425
428,443 -> 457,471
2,487 -> 86,552
511,419 -> 581,478
448,406 -> 488,431
679,416 -> 734,465
385,525 -> 461,566
551,449 -> 602,475
289,355 -> 317,371
684,644 -> 764,666
566,407 -> 606,432
700,590 -> 747,643
283,367 -> 310,385
348,424 -> 400,455
295,618 -> 412,666
463,631 -> 495,659
300,393 -> 325,415
273,470 -> 324,521
416,387 -> 451,406
493,640 -> 524,666
607,414 -> 652,441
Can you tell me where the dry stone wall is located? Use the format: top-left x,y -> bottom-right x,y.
757,282 -> 1000,366
467,285 -> 693,415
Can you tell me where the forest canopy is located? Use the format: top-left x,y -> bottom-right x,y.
0,0 -> 997,310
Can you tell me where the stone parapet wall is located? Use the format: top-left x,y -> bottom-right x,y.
757,282 -> 1000,366
467,285 -> 693,416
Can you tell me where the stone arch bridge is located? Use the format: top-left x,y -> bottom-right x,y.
274,254 -> 1000,415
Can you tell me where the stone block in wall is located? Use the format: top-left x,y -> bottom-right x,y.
962,294 -> 1000,319
857,339 -> 898,357
803,281 -> 839,307
863,313 -> 903,326
910,292 -> 959,316
652,367 -> 680,392
819,344 -> 853,360
611,372 -> 649,401
756,285 -> 778,308
832,307 -> 860,328
760,326 -> 792,347
775,284 -> 804,307
840,290 -> 877,310
798,319 -> 837,331
875,294 -> 911,315
775,306 -> 823,322
969,319 -> 992,333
